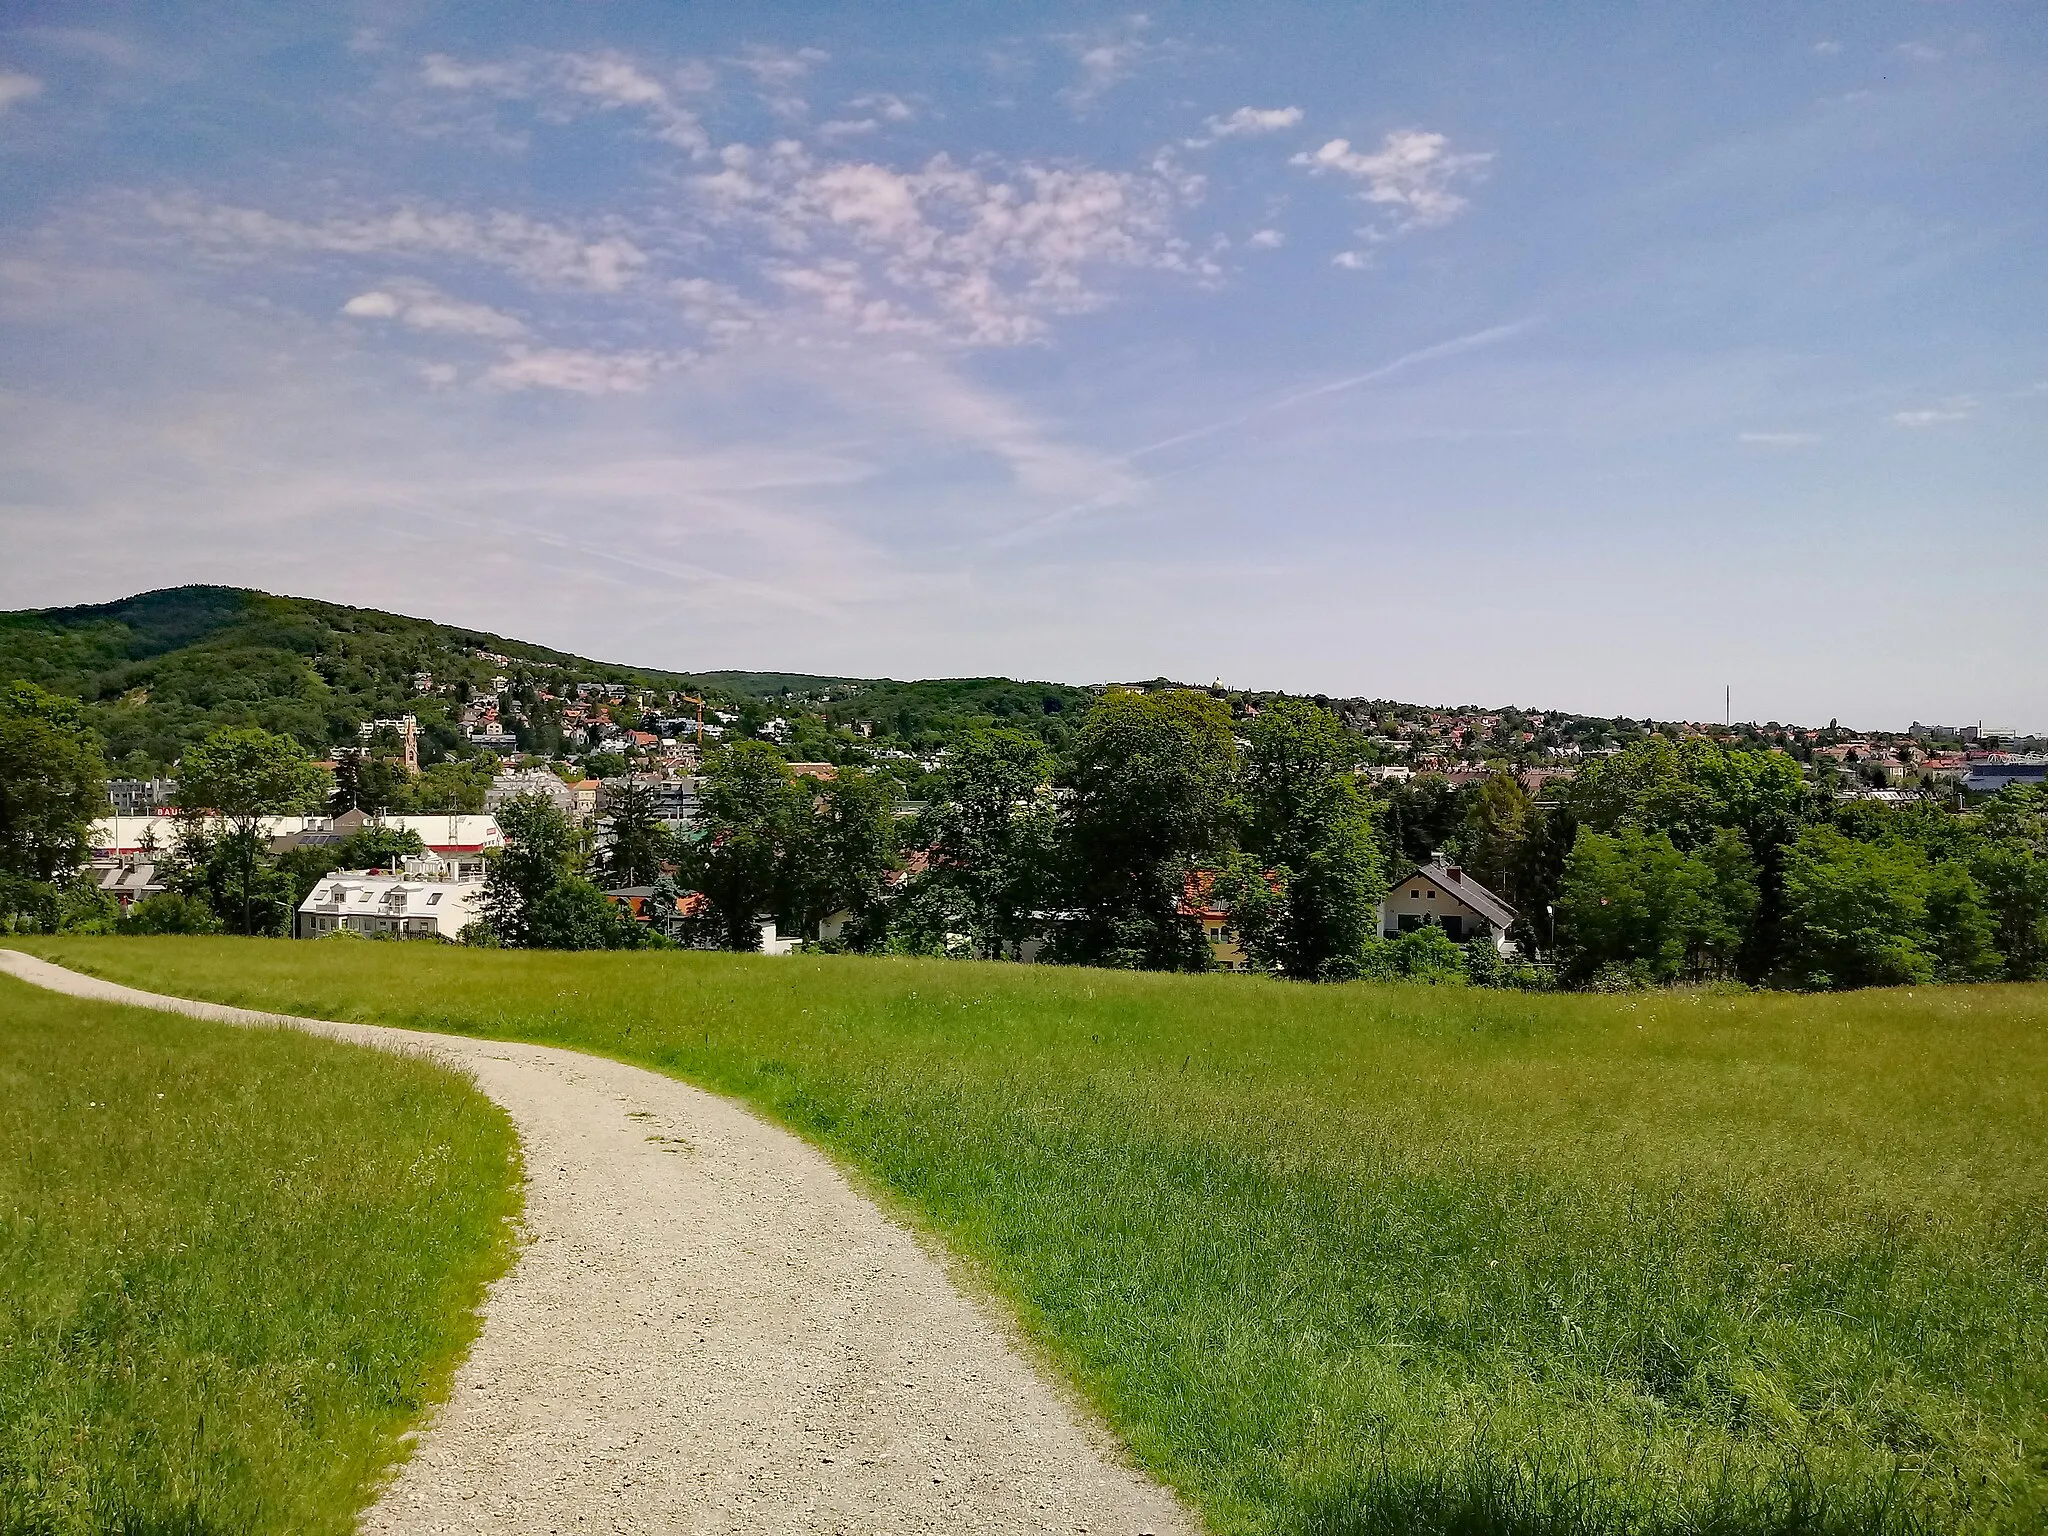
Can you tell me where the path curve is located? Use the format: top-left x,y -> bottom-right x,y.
0,951 -> 1195,1536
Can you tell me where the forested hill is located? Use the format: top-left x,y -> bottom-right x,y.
0,586 -> 695,771
4,584 -> 1897,778
0,586 -> 1103,772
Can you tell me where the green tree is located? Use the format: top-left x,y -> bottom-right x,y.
174,726 -> 329,934
162,824 -> 299,937
526,874 -> 650,950
1464,771 -> 1534,903
1231,698 -> 1384,980
408,756 -> 496,813
598,780 -> 673,889
1778,826 -> 1934,990
1562,736 -> 1806,978
53,873 -> 119,934
1971,844 -> 2048,981
787,767 -> 899,945
681,742 -> 810,950
1923,861 -> 2003,982
476,794 -> 639,949
0,680 -> 109,881
1554,825 -> 1757,987
1054,690 -> 1238,971
925,729 -> 1057,958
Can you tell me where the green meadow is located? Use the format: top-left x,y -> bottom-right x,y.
16,938 -> 2048,1536
0,974 -> 520,1535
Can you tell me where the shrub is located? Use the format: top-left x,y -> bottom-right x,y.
117,892 -> 223,935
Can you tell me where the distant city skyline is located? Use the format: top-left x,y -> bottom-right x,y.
2,2 -> 2042,729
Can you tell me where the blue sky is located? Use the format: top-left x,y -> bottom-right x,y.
2,2 -> 2043,729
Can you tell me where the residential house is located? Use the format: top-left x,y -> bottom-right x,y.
1181,869 -> 1250,972
85,854 -> 167,911
1378,859 -> 1518,956
295,854 -> 483,939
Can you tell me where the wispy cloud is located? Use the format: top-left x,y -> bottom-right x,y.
1894,41 -> 1944,64
1185,105 -> 1302,148
1891,400 -> 1973,427
1293,129 -> 1492,238
483,346 -> 677,394
147,195 -> 650,292
420,49 -> 711,151
729,44 -> 827,118
0,70 -> 44,112
1738,431 -> 1821,446
851,92 -> 915,123
1057,15 -> 1155,108
341,280 -> 527,338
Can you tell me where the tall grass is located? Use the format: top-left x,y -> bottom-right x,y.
0,974 -> 520,1534
20,938 -> 2048,1535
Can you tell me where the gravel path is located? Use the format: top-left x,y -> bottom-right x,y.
0,951 -> 1195,1536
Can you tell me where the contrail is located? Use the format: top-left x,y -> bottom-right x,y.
990,317 -> 1539,548
1127,318 -> 1539,459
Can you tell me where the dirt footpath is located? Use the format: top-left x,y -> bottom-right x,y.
0,951 -> 1195,1536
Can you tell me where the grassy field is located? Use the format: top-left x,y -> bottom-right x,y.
15,939 -> 2048,1536
0,974 -> 521,1534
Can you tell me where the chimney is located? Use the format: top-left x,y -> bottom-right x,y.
1445,866 -> 1462,882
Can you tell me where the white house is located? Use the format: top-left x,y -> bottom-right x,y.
1378,859 -> 1518,956
296,854 -> 483,940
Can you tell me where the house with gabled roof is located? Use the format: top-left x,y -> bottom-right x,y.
1378,858 -> 1518,956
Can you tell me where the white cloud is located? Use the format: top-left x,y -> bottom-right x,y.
1895,41 -> 1944,64
341,281 -> 526,337
1738,431 -> 1821,446
1331,250 -> 1371,270
341,290 -> 402,318
149,196 -> 650,292
690,144 -> 1195,346
1057,16 -> 1154,108
1891,401 -> 1973,427
484,346 -> 674,394
730,44 -> 827,117
1187,105 -> 1302,147
420,50 -> 709,152
851,92 -> 915,123
1292,129 -> 1492,231
1813,40 -> 1842,57
1247,228 -> 1285,249
420,54 -> 530,92
818,118 -> 880,140
0,70 -> 44,112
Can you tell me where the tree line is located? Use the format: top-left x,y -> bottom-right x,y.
6,676 -> 2045,990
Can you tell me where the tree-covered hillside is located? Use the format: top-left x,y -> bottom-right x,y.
0,587 -> 690,772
